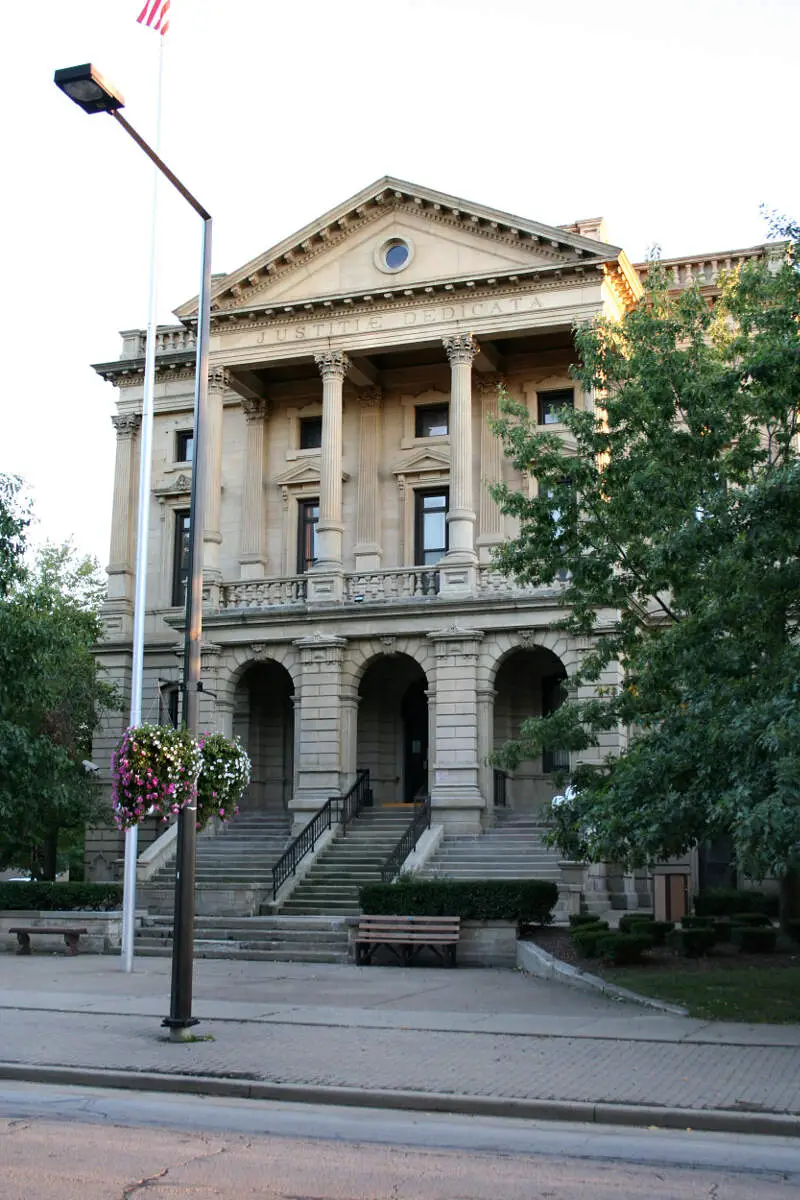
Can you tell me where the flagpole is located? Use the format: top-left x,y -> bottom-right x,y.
121,34 -> 165,973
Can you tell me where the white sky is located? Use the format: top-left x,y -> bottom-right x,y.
1,0 -> 798,566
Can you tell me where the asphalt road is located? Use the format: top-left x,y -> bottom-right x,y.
1,1082 -> 799,1199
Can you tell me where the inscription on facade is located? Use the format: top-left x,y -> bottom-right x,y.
251,293 -> 546,346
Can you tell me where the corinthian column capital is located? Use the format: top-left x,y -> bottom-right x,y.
477,373 -> 508,397
241,396 -> 269,423
314,350 -> 350,381
208,367 -> 231,393
111,413 -> 141,438
443,333 -> 480,366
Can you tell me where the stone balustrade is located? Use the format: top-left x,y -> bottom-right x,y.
637,248 -> 765,292
218,566 -> 565,611
125,326 -> 197,357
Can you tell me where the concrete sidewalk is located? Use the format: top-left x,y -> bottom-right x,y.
1,955 -> 799,1134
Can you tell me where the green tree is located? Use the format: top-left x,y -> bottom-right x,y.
0,511 -> 116,880
490,220 -> 800,918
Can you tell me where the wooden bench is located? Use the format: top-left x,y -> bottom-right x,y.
354,915 -> 460,967
9,927 -> 88,956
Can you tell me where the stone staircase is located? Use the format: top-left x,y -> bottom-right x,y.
139,811 -> 292,914
278,806 -> 413,916
135,914 -> 351,963
420,810 -> 562,881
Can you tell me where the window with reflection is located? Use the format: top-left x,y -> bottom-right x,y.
415,404 -> 449,438
171,509 -> 191,607
537,388 -> 574,425
297,498 -> 319,573
414,488 -> 449,565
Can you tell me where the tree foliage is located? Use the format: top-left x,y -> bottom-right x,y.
491,220 -> 800,885
0,491 -> 116,879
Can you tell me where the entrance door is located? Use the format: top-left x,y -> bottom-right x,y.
402,680 -> 428,803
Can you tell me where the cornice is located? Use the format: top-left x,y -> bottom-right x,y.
93,350 -> 196,388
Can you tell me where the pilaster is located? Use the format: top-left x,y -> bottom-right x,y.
477,374 -> 506,563
201,367 -> 228,605
106,413 -> 141,614
239,396 -> 269,580
353,387 -> 383,570
476,685 -> 497,823
291,633 -> 348,821
441,334 -> 479,597
427,625 -> 485,831
310,351 -> 348,601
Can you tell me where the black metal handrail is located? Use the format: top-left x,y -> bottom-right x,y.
271,769 -> 371,900
380,797 -> 431,884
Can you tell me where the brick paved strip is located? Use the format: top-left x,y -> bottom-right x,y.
2,1008 -> 799,1116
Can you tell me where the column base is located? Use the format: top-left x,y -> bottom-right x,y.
240,558 -> 268,581
437,559 -> 477,598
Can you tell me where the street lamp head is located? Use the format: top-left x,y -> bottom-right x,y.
54,63 -> 125,114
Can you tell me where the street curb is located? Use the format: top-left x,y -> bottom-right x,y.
1,1062 -> 797,1138
517,940 -> 689,1015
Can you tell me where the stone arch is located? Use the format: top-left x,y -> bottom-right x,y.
480,628 -> 580,693
229,650 -> 297,813
343,635 -> 435,694
355,649 -> 430,806
217,641 -> 301,711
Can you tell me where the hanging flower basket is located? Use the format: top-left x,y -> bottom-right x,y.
111,724 -> 203,830
196,732 -> 252,830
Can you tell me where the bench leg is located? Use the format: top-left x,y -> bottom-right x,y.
15,932 -> 31,956
447,945 -> 457,968
63,933 -> 80,956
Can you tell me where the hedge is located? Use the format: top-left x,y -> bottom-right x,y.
597,932 -> 654,966
669,927 -> 716,957
730,912 -> 771,927
570,921 -> 610,958
694,888 -> 776,917
569,913 -> 603,927
784,919 -> 800,944
731,926 -> 778,953
358,879 -> 558,924
0,882 -> 124,912
681,915 -> 715,928
618,918 -> 673,945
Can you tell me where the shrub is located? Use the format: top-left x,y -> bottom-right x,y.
618,913 -> 657,934
681,915 -> 715,928
358,879 -> 558,925
730,912 -> 771,927
619,919 -> 673,946
597,932 -> 654,965
669,927 -> 716,957
784,918 -> 800,944
571,925 -> 610,958
569,913 -> 603,927
0,882 -> 123,911
694,888 -> 771,917
731,926 -> 778,953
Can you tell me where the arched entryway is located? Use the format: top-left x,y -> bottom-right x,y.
233,661 -> 294,812
493,647 -> 568,813
357,655 -> 429,805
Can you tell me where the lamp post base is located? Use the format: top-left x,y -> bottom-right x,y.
162,1016 -> 200,1042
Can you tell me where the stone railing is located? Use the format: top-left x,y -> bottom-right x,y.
345,568 -> 440,602
124,325 -> 197,358
221,576 -> 308,609
218,566 -> 559,611
637,248 -> 766,292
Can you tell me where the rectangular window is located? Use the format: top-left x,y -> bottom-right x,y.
297,498 -> 319,573
159,686 -> 180,728
537,388 -> 574,426
171,509 -> 191,607
176,430 -> 194,462
414,488 -> 449,565
299,416 -> 322,450
415,404 -> 449,438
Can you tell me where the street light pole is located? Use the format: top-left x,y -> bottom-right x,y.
55,65 -> 211,1035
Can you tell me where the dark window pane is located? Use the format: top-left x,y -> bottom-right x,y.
297,499 -> 320,573
299,416 -> 322,450
538,389 -> 574,425
172,510 -> 191,607
415,404 -> 449,438
385,241 -> 409,269
176,431 -> 193,462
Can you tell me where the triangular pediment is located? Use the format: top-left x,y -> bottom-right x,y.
175,177 -> 622,319
392,447 -> 451,477
275,460 -> 349,489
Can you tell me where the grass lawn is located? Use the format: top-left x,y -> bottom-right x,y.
604,964 -> 800,1023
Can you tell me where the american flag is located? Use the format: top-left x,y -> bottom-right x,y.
137,0 -> 170,36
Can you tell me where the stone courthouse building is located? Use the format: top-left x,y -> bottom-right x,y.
87,177 -> 767,900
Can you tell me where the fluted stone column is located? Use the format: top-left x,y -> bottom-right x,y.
441,335 -> 479,596
239,396 -> 269,580
477,685 -> 497,821
107,413 -> 141,607
477,375 -> 506,563
201,368 -> 227,599
353,387 -> 382,571
314,350 -> 348,567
